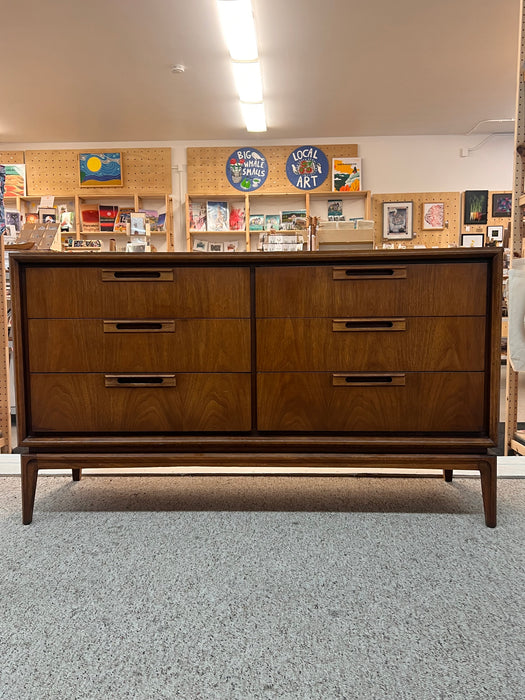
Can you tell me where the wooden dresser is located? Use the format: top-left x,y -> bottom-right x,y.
10,249 -> 502,525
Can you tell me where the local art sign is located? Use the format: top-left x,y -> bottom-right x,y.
286,146 -> 329,190
226,148 -> 268,191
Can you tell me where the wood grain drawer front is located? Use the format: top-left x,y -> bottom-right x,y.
28,319 -> 251,372
256,263 -> 488,317
257,372 -> 486,432
25,266 -> 250,319
29,373 -> 251,432
256,317 -> 486,371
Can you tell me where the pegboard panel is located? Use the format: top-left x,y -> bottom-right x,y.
25,148 -> 171,195
372,192 -> 460,248
0,151 -> 24,164
187,144 -> 358,195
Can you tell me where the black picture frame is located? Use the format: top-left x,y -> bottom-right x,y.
464,190 -> 488,225
492,192 -> 512,218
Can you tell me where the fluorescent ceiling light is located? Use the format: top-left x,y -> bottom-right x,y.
231,61 -> 263,103
240,101 -> 267,132
217,0 -> 258,61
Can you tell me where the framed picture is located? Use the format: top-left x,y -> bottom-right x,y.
461,233 -> 484,247
38,208 -> 57,224
487,225 -> 504,241
209,242 -> 224,252
383,202 -> 413,239
422,202 -> 444,230
464,190 -> 488,225
79,152 -> 123,187
492,192 -> 512,217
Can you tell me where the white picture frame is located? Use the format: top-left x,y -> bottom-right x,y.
383,202 -> 413,239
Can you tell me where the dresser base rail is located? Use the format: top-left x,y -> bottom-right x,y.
21,452 -> 497,527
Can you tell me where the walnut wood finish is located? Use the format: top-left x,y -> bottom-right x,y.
29,373 -> 252,432
28,319 -> 251,372
257,372 -> 485,432
25,266 -> 250,319
257,317 -> 486,372
10,250 -> 501,526
256,262 -> 487,317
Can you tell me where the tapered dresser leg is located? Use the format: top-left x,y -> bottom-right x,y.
479,457 -> 497,528
72,469 -> 82,481
21,456 -> 39,525
443,469 -> 453,482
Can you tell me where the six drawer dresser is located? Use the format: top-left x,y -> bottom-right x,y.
10,249 -> 502,525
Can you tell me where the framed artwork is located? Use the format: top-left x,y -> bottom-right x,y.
487,225 -> 504,241
79,152 -> 123,187
383,202 -> 413,239
492,192 -> 512,218
461,233 -> 484,247
464,190 -> 488,225
422,202 -> 444,230
332,157 -> 361,192
38,208 -> 57,224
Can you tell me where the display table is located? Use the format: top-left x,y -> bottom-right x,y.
10,249 -> 502,525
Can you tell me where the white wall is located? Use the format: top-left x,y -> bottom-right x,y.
2,133 -> 515,250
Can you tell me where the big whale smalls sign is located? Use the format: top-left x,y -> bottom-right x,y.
226,147 -> 268,191
286,146 -> 329,190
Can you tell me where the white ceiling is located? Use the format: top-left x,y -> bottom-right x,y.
1,0 -> 521,144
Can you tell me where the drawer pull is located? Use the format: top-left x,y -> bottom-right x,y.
103,320 -> 175,333
105,374 -> 176,388
332,266 -> 407,280
332,373 -> 405,387
332,318 -> 406,332
101,268 -> 174,282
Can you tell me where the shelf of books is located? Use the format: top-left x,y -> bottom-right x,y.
4,193 -> 173,252
186,190 -> 372,252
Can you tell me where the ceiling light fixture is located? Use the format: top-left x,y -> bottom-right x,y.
217,0 -> 267,132
231,61 -> 263,103
216,0 -> 258,61
240,102 -> 267,132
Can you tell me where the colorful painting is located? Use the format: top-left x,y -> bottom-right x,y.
464,190 -> 488,225
286,146 -> 328,190
0,165 -> 5,234
332,158 -> 361,192
1,164 -> 26,197
422,202 -> 444,230
226,147 -> 268,192
492,192 -> 512,217
79,152 -> 123,187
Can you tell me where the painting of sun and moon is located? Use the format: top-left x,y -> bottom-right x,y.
79,152 -> 123,187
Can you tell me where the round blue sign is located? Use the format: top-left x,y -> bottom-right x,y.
286,146 -> 329,190
226,147 -> 268,191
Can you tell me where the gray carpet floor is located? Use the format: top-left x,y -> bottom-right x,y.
1,474 -> 524,700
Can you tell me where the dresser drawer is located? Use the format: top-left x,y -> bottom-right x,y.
28,319 -> 251,372
257,317 -> 486,371
257,372 -> 485,432
256,263 -> 488,317
29,373 -> 252,432
25,266 -> 250,318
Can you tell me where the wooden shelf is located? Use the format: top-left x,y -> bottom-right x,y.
189,229 -> 246,235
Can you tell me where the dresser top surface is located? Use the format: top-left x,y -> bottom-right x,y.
10,249 -> 503,267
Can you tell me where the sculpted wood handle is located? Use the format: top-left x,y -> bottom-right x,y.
101,268 -> 174,281
103,320 -> 175,333
332,318 -> 406,332
332,266 -> 407,280
332,373 -> 405,387
105,374 -> 176,388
